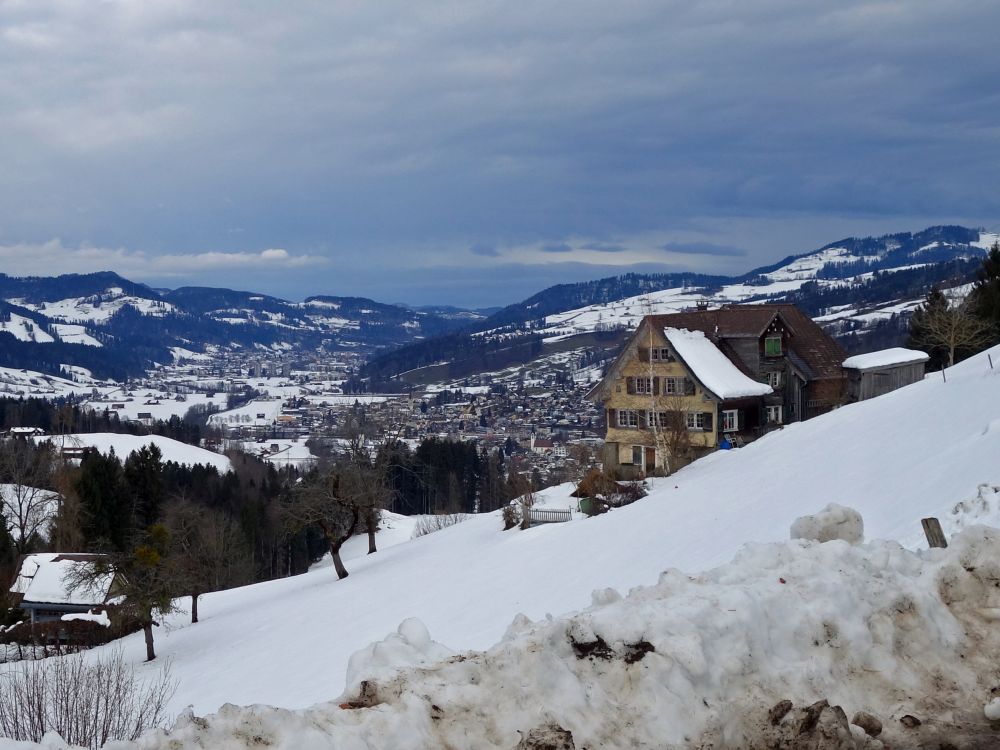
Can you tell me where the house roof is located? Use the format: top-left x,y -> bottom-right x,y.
10,553 -> 114,606
842,348 -> 930,370
664,328 -> 773,400
646,304 -> 847,380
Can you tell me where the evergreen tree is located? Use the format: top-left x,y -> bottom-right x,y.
76,450 -> 131,552
970,241 -> 1000,340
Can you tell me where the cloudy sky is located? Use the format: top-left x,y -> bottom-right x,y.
1,1 -> 998,307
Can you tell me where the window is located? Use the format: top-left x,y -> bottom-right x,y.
648,411 -> 683,430
663,377 -> 691,395
685,412 -> 705,430
618,410 -> 640,428
650,348 -> 673,362
634,377 -> 653,394
764,336 -> 783,356
765,405 -> 783,424
722,409 -> 738,432
631,446 -> 644,465
767,371 -> 783,388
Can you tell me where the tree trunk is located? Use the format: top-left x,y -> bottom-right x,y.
321,507 -> 360,580
143,622 -> 156,661
367,513 -> 377,555
191,592 -> 199,624
331,548 -> 349,579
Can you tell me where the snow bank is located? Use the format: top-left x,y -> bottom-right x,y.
49,523 -> 1000,750
790,503 -> 864,544
842,347 -> 929,370
664,327 -> 773,399
344,617 -> 453,697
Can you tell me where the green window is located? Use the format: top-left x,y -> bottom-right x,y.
764,336 -> 782,356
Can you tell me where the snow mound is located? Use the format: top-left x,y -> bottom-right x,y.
790,503 -> 864,544
343,617 -> 453,697
52,525 -> 1000,750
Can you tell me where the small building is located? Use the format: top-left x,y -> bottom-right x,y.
3,426 -> 46,439
842,348 -> 929,402
9,553 -> 117,624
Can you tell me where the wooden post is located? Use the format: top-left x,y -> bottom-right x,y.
921,517 -> 948,548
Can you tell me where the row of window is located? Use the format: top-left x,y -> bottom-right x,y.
626,376 -> 695,395
616,406 -> 783,431
616,409 -> 712,431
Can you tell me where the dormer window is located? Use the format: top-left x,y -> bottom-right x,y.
764,336 -> 783,357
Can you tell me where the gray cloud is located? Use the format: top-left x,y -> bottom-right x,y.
470,243 -> 500,257
580,242 -> 628,253
541,243 -> 573,253
661,241 -> 747,258
0,1 -> 997,305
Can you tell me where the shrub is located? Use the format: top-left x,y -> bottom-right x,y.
501,504 -> 522,531
0,648 -> 176,748
412,513 -> 471,538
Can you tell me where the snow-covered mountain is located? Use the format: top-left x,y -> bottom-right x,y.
363,225 -> 996,384
0,226 -> 993,383
0,273 -> 480,379
24,342 -> 997,749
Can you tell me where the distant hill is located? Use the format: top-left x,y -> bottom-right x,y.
0,276 -> 477,379
359,225 -> 995,385
0,225 -> 992,383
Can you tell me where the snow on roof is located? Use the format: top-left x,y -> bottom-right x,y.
10,553 -> 114,606
842,347 -> 930,370
663,328 -> 772,399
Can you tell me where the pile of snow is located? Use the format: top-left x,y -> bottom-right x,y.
344,617 -> 453,697
51,522 -> 1000,749
790,502 -> 864,544
664,327 -> 773,399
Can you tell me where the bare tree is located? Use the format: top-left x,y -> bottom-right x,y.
161,498 -> 253,624
0,440 -> 57,554
283,455 -> 385,580
910,298 -> 994,367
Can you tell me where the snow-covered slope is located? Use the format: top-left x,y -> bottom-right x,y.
47,344 -> 1000,723
36,434 -> 232,473
82,524 -> 1000,749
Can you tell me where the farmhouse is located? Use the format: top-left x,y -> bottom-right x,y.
8,553 -> 116,624
588,304 -> 848,477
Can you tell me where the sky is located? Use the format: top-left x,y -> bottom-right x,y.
0,1 -> 998,308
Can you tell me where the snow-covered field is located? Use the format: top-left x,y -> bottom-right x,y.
4,346 -> 1000,748
35,434 -> 232,473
